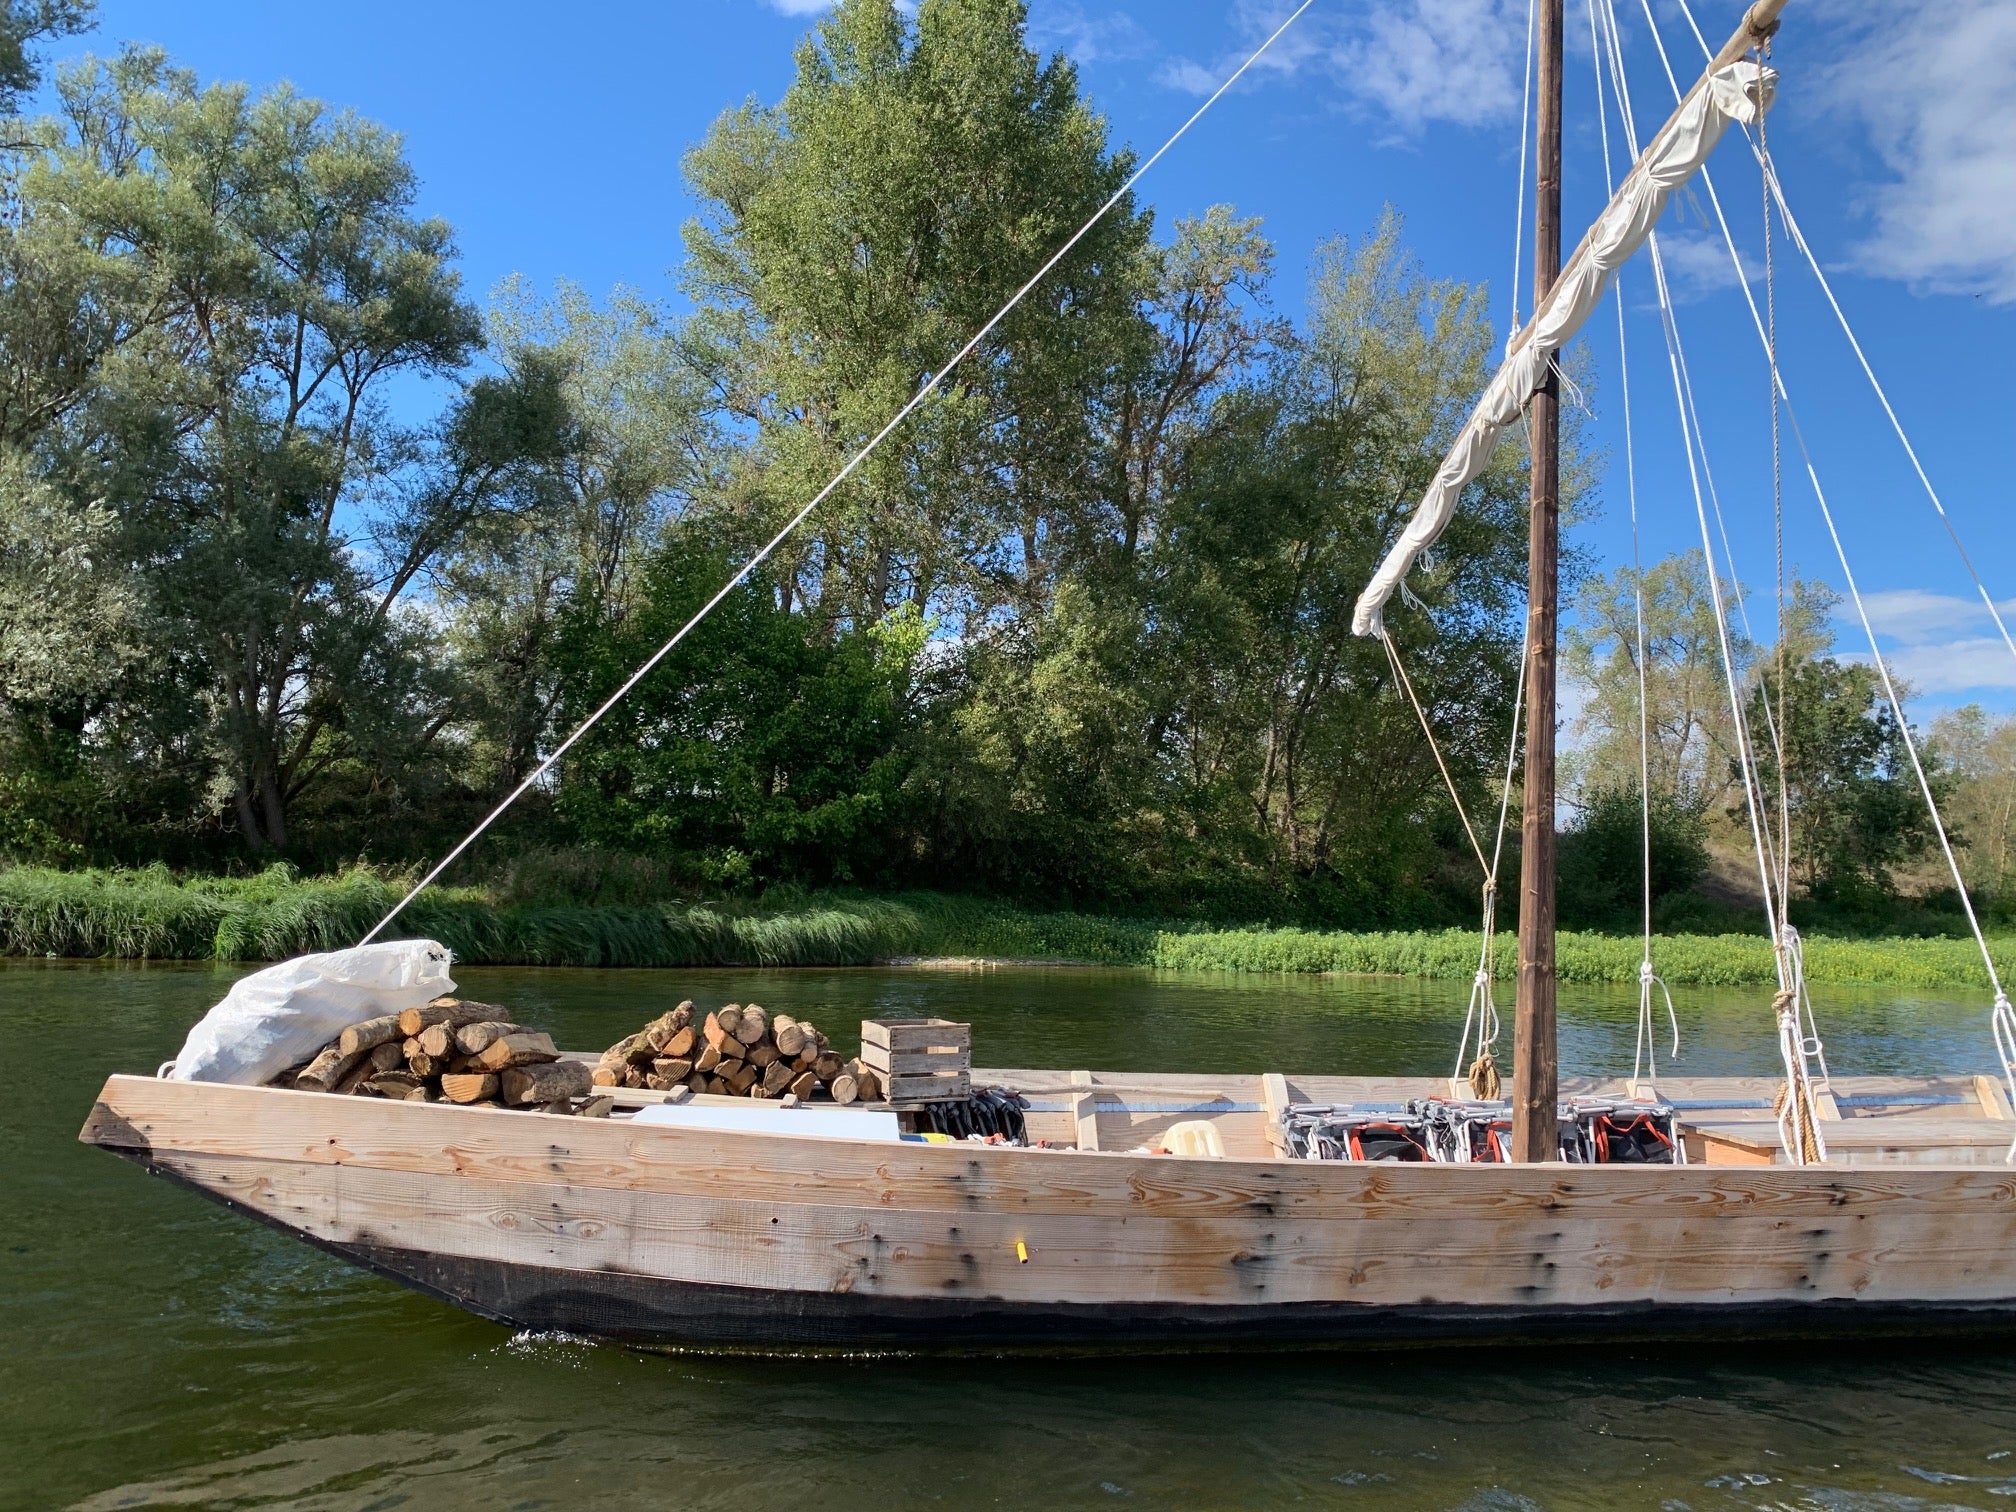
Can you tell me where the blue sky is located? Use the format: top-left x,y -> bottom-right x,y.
58,0 -> 2016,718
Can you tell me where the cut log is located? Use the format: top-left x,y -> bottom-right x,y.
335,1057 -> 379,1095
854,1067 -> 883,1102
664,1025 -> 697,1059
653,1057 -> 694,1083
367,1072 -> 425,1099
577,1095 -> 616,1119
716,1033 -> 746,1063
407,1053 -> 446,1080
473,1031 -> 560,1073
295,1044 -> 363,1092
623,1065 -> 647,1089
813,1052 -> 844,1081
774,1022 -> 807,1057
457,1020 -> 526,1056
694,1042 -> 723,1073
365,1041 -> 406,1074
715,1005 -> 743,1038
416,1023 -> 456,1059
789,1070 -> 818,1101
671,1000 -> 695,1030
591,1064 -> 624,1087
761,1060 -> 795,1095
685,1074 -> 708,1094
500,1060 -> 591,1107
441,1072 -> 500,1104
641,1021 -> 675,1054
398,999 -> 504,1036
748,1043 -> 779,1069
795,1045 -> 821,1071
338,1015 -> 405,1059
735,1006 -> 768,1046
723,1063 -> 758,1095
830,1073 -> 859,1105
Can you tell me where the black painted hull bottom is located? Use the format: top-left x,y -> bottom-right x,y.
136,1158 -> 2016,1355
344,1242 -> 2016,1354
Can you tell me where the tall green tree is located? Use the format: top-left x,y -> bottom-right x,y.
0,47 -> 570,861
681,0 -> 1153,632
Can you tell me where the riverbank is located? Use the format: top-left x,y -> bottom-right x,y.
2,864 -> 2011,988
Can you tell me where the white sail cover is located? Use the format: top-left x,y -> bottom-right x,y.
1352,60 -> 1777,638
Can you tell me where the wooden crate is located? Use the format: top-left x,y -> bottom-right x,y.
861,1018 -> 971,1104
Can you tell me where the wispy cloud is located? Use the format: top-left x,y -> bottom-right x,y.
1839,590 -> 2016,696
762,0 -> 831,14
1156,0 -> 1528,131
1823,0 -> 2016,304
1649,228 -> 1758,304
1029,2 -> 1154,66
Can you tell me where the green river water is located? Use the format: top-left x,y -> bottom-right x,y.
11,957 -> 2016,1510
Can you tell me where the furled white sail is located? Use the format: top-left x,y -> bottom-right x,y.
1351,60 -> 1777,639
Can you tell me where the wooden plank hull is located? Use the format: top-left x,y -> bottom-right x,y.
80,1074 -> 2016,1353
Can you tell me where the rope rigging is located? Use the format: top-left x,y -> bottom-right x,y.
1667,0 -> 2016,686
354,0 -> 1320,946
1639,0 -> 2010,1154
1585,0 -> 1676,1083
1600,0 -> 1826,1159
1380,626 -> 1526,1100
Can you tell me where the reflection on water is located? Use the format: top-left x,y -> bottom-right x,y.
8,956 -> 2016,1510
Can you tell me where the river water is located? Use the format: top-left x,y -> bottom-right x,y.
11,957 -> 2016,1510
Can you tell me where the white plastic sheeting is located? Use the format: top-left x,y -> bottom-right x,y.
166,940 -> 456,1085
1351,60 -> 1776,639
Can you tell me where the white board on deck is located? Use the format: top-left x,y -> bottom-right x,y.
630,1103 -> 902,1141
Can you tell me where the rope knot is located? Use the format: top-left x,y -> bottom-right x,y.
1474,968 -> 1493,990
1638,958 -> 1655,986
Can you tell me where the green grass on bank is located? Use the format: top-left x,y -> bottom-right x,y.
2,864 -> 2012,990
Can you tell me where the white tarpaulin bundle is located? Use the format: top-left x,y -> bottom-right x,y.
1352,60 -> 1776,639
166,940 -> 456,1085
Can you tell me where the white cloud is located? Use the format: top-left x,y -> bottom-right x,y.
1823,0 -> 2016,304
1156,57 -> 1222,96
1835,590 -> 2016,698
763,0 -> 831,14
1855,589 -> 2016,646
1856,638 -> 2016,697
1158,0 -> 1527,131
1029,3 -> 1153,66
1648,228 -> 1758,304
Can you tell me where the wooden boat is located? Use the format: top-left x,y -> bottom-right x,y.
77,0 -> 2016,1353
78,1063 -> 2016,1351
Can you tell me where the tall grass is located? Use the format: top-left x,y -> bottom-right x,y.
3,864 -> 2011,989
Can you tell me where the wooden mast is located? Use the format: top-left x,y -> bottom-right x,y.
1512,0 -> 1564,1164
1508,0 -> 1788,1162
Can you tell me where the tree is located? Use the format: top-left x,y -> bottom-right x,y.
550,531 -> 923,885
1557,781 -> 1710,930
1747,651 -> 1943,903
0,48 -> 572,862
1566,550 -> 1748,812
438,279 -> 718,800
1931,703 -> 2016,897
680,0 -> 1153,633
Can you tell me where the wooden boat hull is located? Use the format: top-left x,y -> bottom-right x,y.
81,1074 -> 2016,1353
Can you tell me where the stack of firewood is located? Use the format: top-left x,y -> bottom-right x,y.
279,997 -> 591,1111
593,1002 -> 884,1104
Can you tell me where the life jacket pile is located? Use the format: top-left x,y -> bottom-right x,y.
1281,1097 -> 1682,1164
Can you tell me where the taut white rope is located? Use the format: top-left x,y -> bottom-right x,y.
358,0 -> 1321,945
1588,0 -> 1677,1080
1667,0 -> 2016,683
